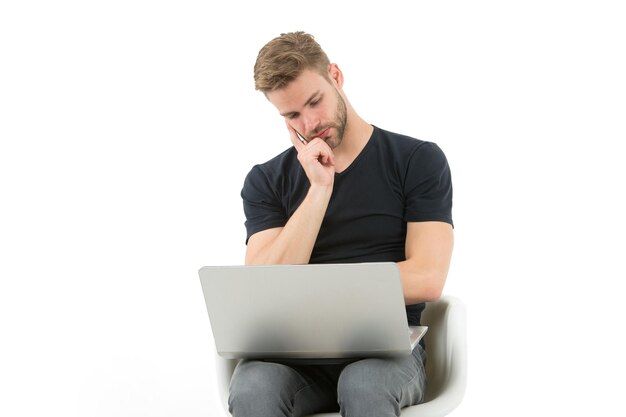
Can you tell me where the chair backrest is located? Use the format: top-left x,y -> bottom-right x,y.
215,295 -> 467,417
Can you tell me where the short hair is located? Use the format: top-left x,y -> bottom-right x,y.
254,31 -> 331,93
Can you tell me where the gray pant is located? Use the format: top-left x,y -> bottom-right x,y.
228,345 -> 427,417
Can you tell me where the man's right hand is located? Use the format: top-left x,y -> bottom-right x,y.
287,122 -> 335,188
245,123 -> 335,265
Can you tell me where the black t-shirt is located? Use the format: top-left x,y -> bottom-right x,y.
241,125 -> 453,325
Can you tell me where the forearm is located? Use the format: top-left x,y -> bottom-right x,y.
246,184 -> 332,264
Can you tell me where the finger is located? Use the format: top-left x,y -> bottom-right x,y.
316,138 -> 335,164
307,138 -> 335,166
284,120 -> 305,152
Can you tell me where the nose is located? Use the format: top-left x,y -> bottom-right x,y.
302,113 -> 321,136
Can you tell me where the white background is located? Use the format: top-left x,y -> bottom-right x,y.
1,1 -> 625,416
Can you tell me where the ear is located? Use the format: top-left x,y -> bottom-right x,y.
327,63 -> 344,89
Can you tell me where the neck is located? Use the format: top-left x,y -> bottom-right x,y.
332,110 -> 373,172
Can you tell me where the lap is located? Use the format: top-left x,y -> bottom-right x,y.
229,347 -> 427,416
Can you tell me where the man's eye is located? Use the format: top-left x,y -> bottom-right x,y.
310,100 -> 320,106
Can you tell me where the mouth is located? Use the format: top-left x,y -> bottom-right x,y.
315,128 -> 331,139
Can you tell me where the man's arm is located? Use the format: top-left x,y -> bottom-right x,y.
397,221 -> 454,304
245,184 -> 332,264
245,124 -> 336,265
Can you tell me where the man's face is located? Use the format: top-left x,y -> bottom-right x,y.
266,69 -> 347,149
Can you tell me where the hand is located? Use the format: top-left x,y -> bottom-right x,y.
287,121 -> 335,187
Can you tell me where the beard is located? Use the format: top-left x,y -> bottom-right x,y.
313,89 -> 347,149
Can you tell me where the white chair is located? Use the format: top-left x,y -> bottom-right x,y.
215,295 -> 467,417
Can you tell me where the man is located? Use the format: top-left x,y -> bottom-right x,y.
229,32 -> 454,417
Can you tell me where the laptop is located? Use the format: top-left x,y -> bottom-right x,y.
198,262 -> 427,360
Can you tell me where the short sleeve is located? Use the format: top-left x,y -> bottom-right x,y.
403,142 -> 453,226
241,165 -> 288,243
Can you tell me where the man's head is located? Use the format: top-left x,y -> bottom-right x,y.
254,31 -> 331,93
254,32 -> 348,149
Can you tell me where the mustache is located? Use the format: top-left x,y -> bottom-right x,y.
309,124 -> 336,137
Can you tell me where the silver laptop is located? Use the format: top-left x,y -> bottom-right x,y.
199,262 -> 427,360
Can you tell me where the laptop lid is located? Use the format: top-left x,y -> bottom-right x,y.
199,262 -> 426,359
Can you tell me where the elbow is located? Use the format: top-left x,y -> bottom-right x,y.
422,271 -> 447,302
406,284 -> 442,304
244,253 -> 260,265
245,251 -> 292,265
420,284 -> 443,302
402,269 -> 447,304
245,246 -> 275,265
245,253 -> 272,265
420,268 -> 448,302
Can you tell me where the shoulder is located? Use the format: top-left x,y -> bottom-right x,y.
242,147 -> 300,196
244,147 -> 297,181
372,126 -> 448,168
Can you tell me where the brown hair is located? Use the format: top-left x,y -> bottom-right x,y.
254,31 -> 331,93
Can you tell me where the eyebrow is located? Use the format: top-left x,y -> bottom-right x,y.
280,90 -> 322,118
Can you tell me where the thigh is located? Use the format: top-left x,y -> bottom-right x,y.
338,346 -> 427,410
229,359 -> 343,417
